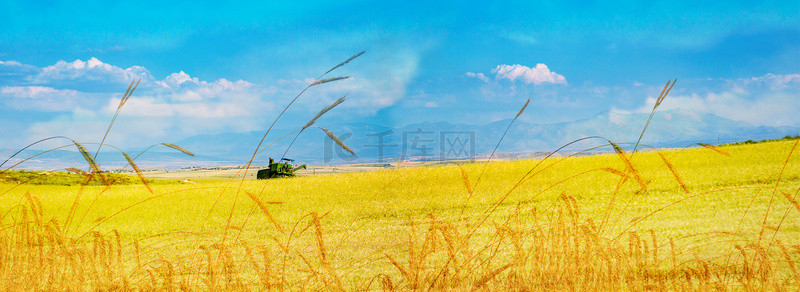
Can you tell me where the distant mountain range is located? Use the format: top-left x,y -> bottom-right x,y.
3,109 -> 798,170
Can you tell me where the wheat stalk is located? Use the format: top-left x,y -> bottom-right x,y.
781,191 -> 800,213
244,191 -> 284,234
384,253 -> 411,283
160,143 -> 194,156
303,96 -> 346,130
697,143 -> 730,157
658,152 -> 690,194
601,167 -> 631,178
65,167 -> 88,176
240,50 -> 363,201
122,152 -> 153,193
610,141 -> 648,190
320,128 -> 356,156
633,79 -> 676,154
73,141 -> 102,174
457,164 -> 474,197
94,79 -> 140,160
311,213 -> 343,290
310,76 -> 349,86
1,136 -> 72,171
325,51 -> 365,75
516,99 -> 530,119
474,262 -> 514,288
282,95 -> 347,159
474,98 -> 531,189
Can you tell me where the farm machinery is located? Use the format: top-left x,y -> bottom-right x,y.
257,158 -> 307,179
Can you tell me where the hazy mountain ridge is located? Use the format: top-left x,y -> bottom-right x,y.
3,109 -> 797,170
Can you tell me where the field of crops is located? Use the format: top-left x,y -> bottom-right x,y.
0,138 -> 798,289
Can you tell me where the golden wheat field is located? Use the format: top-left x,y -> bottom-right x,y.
0,138 -> 798,290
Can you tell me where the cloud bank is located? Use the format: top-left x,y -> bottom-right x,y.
30,57 -> 150,85
491,64 -> 567,85
466,63 -> 567,85
636,74 -> 800,127
0,57 -> 384,147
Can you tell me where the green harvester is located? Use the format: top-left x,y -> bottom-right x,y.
257,158 -> 307,179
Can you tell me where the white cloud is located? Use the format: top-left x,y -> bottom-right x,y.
29,57 -> 151,85
490,64 -> 567,85
0,86 -> 81,111
0,60 -> 22,66
1,59 -> 267,118
117,97 -> 251,118
158,71 -> 196,88
463,63 -> 568,104
158,72 -> 255,92
635,74 -> 800,127
26,115 -> 169,147
106,71 -> 264,118
737,73 -> 800,91
0,58 -> 275,147
0,86 -> 78,98
151,71 -> 257,103
2,56 -> 408,118
0,59 -> 40,83
0,55 -> 409,148
465,72 -> 490,83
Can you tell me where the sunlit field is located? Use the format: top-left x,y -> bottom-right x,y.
4,1 -> 800,290
1,139 -> 798,290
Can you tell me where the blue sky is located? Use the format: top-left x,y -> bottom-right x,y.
0,0 -> 798,149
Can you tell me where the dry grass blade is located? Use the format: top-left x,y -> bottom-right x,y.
384,253 -> 411,283
457,164 -> 474,197
777,240 -> 800,282
310,76 -> 349,86
781,191 -> 800,213
303,96 -> 346,130
757,137 -> 798,244
234,52 -> 363,248
321,128 -> 356,156
65,167 -> 88,176
474,98 -> 531,189
312,213 -> 329,264
312,212 -> 344,290
697,143 -> 730,157
601,167 -> 631,178
122,152 -> 153,194
658,152 -> 690,194
1,136 -> 71,170
474,262 -> 514,288
325,51 -> 365,75
23,192 -> 40,224
610,142 -> 648,190
161,143 -> 194,156
244,191 -> 284,234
